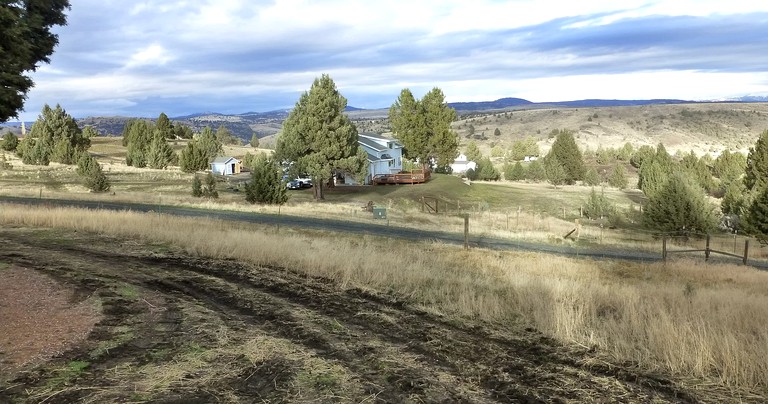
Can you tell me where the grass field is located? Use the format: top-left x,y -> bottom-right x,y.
0,204 -> 766,401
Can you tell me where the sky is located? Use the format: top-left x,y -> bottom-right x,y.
15,0 -> 768,121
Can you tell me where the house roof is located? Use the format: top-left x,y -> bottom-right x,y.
358,137 -> 389,152
210,156 -> 239,164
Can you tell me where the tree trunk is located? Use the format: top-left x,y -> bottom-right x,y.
314,180 -> 325,200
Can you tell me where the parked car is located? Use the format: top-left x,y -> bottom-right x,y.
286,180 -> 303,190
295,174 -> 312,188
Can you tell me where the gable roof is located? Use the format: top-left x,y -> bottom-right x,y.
358,136 -> 389,152
210,156 -> 239,164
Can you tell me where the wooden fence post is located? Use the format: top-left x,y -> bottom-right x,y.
743,239 -> 749,265
662,235 -> 667,262
705,234 -> 711,262
464,214 -> 469,250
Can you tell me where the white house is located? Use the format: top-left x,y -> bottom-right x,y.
450,153 -> 477,174
210,156 -> 242,176
337,133 -> 404,185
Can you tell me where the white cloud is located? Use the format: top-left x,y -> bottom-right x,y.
124,44 -> 174,68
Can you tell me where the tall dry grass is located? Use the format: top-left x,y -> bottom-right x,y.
1,203 -> 766,395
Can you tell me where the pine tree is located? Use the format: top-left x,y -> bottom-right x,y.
78,154 -> 110,192
504,162 -> 525,181
389,87 -> 459,171
191,175 -> 203,197
146,132 -> 176,169
745,186 -> 768,244
583,166 -> 600,186
245,156 -> 288,205
250,134 -> 260,148
584,187 -> 615,219
1,132 -> 18,151
276,74 -> 366,200
526,159 -> 545,182
476,157 -> 500,181
713,150 -> 745,182
745,129 -> 768,191
0,1 -> 70,122
17,104 -> 88,165
465,141 -> 482,162
203,172 -> 218,198
630,144 -> 655,168
545,156 -> 566,188
607,164 -> 628,189
122,119 -> 153,166
155,112 -> 173,139
545,129 -> 584,184
643,172 -> 717,235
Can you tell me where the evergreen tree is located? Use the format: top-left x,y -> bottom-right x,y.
491,145 -> 505,158
122,119 -> 153,166
216,125 -> 240,145
617,142 -> 634,161
494,128 -> 501,137
82,125 -> 98,138
680,150 -> 715,194
276,74 -> 366,200
245,156 -> 288,205
77,154 -> 110,192
0,1 -> 70,122
638,144 -> 674,198
745,129 -> 768,192
476,157 -> 500,181
389,87 -> 459,171
146,131 -> 176,169
643,172 -> 717,235
583,166 -> 601,186
203,172 -> 218,198
545,156 -> 566,188
2,132 -> 19,151
526,159 -> 545,182
630,144 -> 655,168
721,180 -> 746,216
155,112 -> 173,139
191,174 -> 203,197
504,161 -> 525,181
608,164 -> 629,189
745,186 -> 768,244
545,129 -> 584,184
197,126 -> 223,160
17,104 -> 87,165
172,123 -> 194,139
584,187 -> 615,219
509,136 -> 539,161
179,141 -> 208,172
465,141 -> 482,162
713,150 -> 746,182
250,133 -> 260,148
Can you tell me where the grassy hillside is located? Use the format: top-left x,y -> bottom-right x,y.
452,102 -> 768,157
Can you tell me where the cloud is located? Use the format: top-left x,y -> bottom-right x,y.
15,0 -> 768,120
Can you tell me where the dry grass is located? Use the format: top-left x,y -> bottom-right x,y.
1,203 -> 767,396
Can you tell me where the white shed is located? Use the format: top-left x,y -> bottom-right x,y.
210,156 -> 242,176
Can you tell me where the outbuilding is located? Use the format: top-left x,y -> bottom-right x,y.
210,156 -> 242,176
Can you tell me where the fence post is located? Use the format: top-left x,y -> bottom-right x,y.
743,239 -> 749,265
705,234 -> 711,262
464,214 -> 469,250
662,235 -> 667,262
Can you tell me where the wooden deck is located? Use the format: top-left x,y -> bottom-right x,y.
372,170 -> 430,185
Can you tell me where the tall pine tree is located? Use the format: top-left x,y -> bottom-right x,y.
275,74 -> 366,200
545,129 -> 584,184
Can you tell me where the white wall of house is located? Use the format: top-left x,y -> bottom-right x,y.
358,133 -> 405,184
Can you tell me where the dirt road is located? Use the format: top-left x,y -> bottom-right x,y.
0,227 -> 702,403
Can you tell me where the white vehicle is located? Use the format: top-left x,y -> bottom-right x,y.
295,174 -> 312,188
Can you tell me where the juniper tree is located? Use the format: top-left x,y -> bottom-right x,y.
583,166 -> 601,186
745,129 -> 768,192
545,156 -> 567,188
77,154 -> 110,192
146,131 -> 176,169
2,132 -> 19,151
504,161 -> 525,181
545,129 -> 584,184
745,186 -> 768,244
203,172 -> 218,198
526,159 -> 545,182
17,104 -> 88,165
276,74 -> 366,200
642,172 -> 717,235
608,164 -> 628,189
389,87 -> 459,171
191,174 -> 203,197
465,141 -> 482,162
245,156 -> 288,205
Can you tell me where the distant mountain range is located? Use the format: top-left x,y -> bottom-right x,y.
2,96 -> 766,142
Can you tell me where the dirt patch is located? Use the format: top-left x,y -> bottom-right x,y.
0,227 -> 757,403
0,265 -> 101,379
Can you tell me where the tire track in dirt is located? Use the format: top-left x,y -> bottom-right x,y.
0,228 -> 699,403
